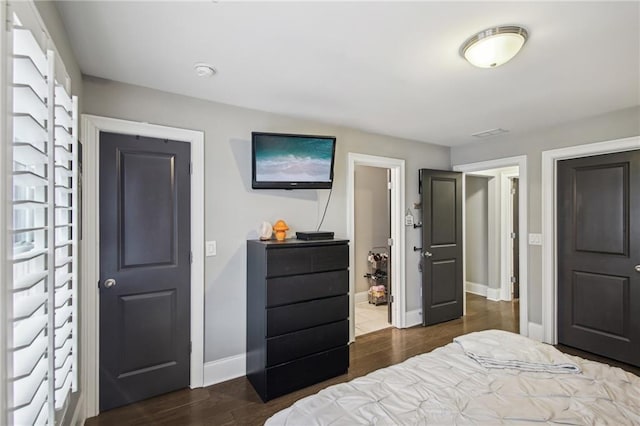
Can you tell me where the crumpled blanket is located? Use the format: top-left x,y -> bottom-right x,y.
454,329 -> 581,374
266,330 -> 640,425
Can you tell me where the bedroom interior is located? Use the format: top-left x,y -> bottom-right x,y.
1,1 -> 638,425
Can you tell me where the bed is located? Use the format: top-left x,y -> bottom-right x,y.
266,330 -> 640,425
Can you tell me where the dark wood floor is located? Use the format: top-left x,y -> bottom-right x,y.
86,294 -> 638,426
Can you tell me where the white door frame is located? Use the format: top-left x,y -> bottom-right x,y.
462,167 -> 519,303
80,115 -> 205,418
541,136 -> 640,344
347,153 -> 406,342
500,169 -> 520,302
454,155 -> 528,336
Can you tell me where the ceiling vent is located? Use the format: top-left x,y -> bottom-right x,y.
471,128 -> 509,138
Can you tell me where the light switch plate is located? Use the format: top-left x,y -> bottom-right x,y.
206,241 -> 217,257
528,233 -> 542,246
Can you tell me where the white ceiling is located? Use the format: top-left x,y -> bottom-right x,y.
56,1 -> 640,147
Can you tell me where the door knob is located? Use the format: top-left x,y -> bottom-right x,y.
103,278 -> 117,288
422,251 -> 433,258
635,265 -> 640,273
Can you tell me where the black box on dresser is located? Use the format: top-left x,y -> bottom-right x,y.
246,238 -> 350,402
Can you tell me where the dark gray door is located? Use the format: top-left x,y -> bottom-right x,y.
99,132 -> 191,411
557,150 -> 639,367
512,178 -> 520,299
419,169 -> 463,326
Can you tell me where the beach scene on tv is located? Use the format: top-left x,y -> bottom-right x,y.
255,135 -> 334,182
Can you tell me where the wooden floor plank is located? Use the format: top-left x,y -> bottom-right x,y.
85,294 -> 637,426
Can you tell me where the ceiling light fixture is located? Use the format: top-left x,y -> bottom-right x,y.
194,63 -> 217,77
460,25 -> 528,68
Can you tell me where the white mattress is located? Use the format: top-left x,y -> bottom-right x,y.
266,332 -> 640,425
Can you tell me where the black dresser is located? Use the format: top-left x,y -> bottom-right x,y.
246,238 -> 350,401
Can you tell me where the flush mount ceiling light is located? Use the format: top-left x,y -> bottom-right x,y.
194,63 -> 217,77
460,25 -> 528,68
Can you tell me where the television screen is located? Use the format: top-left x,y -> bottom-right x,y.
252,132 -> 336,189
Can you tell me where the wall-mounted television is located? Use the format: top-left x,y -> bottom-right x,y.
252,132 -> 336,189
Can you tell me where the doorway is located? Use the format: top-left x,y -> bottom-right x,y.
464,166 -> 520,306
541,136 -> 639,345
98,132 -> 191,411
556,150 -> 639,366
353,165 -> 391,336
347,153 -> 406,342
80,115 -> 205,417
453,156 -> 529,336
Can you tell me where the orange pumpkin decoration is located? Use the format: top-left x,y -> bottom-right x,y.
273,219 -> 289,241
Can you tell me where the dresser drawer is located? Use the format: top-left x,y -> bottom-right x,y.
264,345 -> 349,401
266,294 -> 348,337
266,244 -> 348,277
266,270 -> 348,307
266,320 -> 348,367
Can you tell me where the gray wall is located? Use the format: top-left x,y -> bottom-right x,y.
354,166 -> 390,294
465,176 -> 488,286
81,77 -> 450,362
451,106 -> 640,324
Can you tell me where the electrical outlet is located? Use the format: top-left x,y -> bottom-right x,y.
206,241 -> 217,256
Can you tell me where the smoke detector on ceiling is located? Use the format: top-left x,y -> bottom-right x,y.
194,63 -> 217,77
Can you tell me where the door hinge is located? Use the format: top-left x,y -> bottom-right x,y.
189,162 -> 193,175
387,180 -> 392,190
190,251 -> 193,264
388,238 -> 394,246
390,295 -> 394,303
510,232 -> 517,239
511,276 -> 517,283
190,341 -> 192,353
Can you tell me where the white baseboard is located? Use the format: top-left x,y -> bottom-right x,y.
355,291 -> 368,304
528,322 -> 544,342
405,309 -> 422,327
203,353 -> 246,387
465,281 -> 487,297
500,284 -> 512,302
466,282 -> 503,301
486,287 -> 501,302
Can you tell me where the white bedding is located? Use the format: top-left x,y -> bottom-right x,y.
454,330 -> 582,374
266,330 -> 640,425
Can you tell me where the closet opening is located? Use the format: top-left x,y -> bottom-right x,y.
463,166 -> 520,330
354,165 -> 392,336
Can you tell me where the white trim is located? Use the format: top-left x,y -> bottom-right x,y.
541,136 -> 640,345
454,155 -> 529,337
528,322 -> 544,342
500,170 -> 519,302
347,153 -> 406,343
355,291 -> 369,305
466,282 -> 504,301
203,354 -> 246,387
486,287 -> 502,302
80,115 -> 205,419
465,281 -> 488,297
0,2 -> 9,422
405,309 -> 422,328
461,175 -> 467,316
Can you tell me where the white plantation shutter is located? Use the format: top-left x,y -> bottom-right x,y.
6,5 -> 78,425
51,77 -> 77,413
